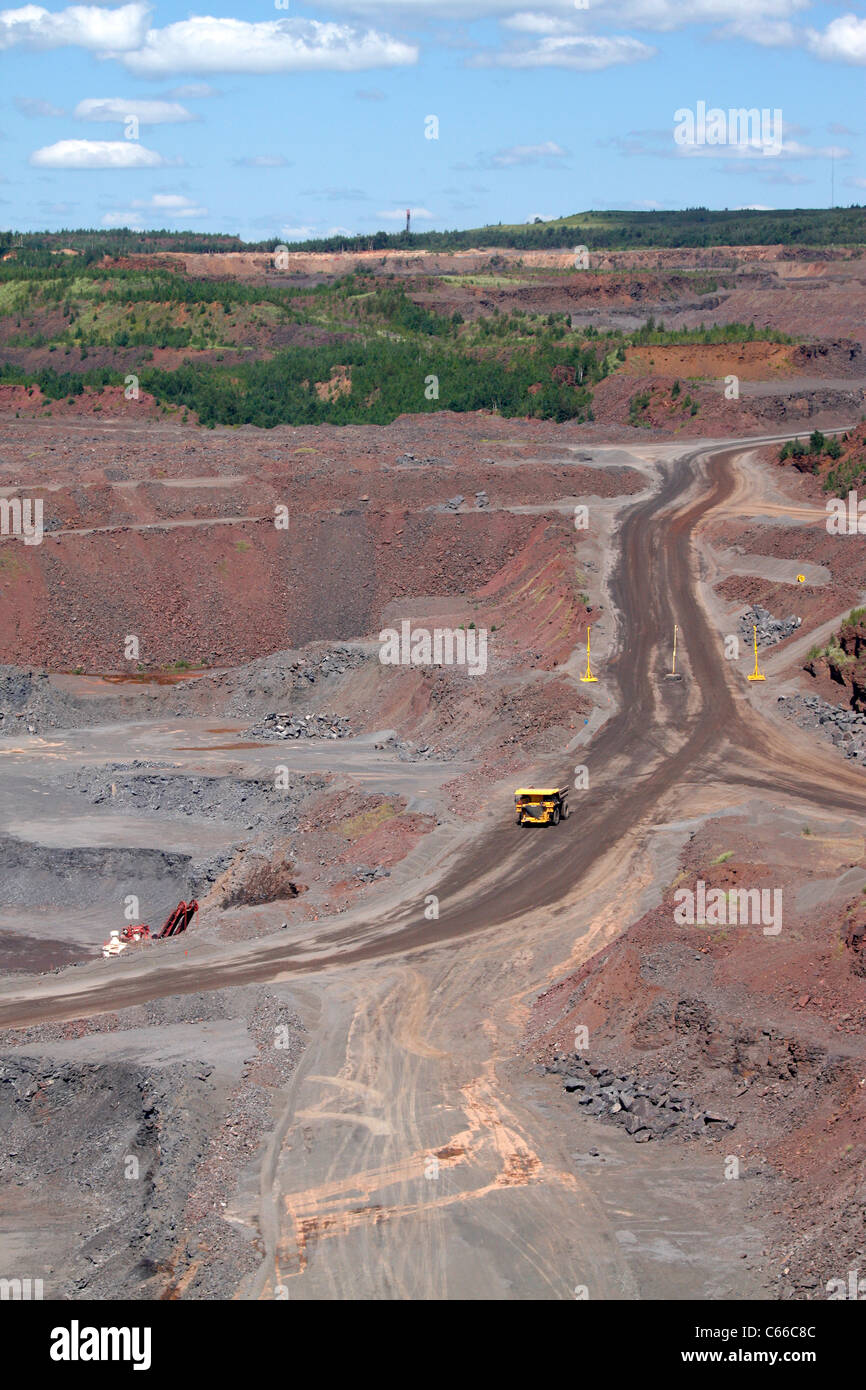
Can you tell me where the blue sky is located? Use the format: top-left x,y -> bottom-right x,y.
1,0 -> 864,238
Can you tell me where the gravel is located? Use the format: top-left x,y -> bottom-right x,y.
739,605 -> 801,649
777,692 -> 866,765
245,711 -> 352,741
0,985 -> 306,1300
68,762 -> 324,829
545,1053 -> 735,1143
0,644 -> 369,734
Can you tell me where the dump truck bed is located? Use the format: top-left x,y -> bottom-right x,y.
514,787 -> 568,798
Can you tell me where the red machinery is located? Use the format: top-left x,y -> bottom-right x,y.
154,899 -> 198,939
103,900 -> 198,957
119,924 -> 151,944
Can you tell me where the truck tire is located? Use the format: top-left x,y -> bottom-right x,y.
552,806 -> 561,825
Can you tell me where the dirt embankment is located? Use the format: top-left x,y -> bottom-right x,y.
623,339 -> 862,382
0,986 -> 305,1300
704,431 -> 866,648
0,413 -> 642,670
528,813 -> 866,1299
156,245 -> 866,280
805,614 -> 866,709
779,419 -> 866,494
590,338 -> 866,436
0,383 -> 165,419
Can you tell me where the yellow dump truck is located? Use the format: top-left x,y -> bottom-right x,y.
514,787 -> 569,826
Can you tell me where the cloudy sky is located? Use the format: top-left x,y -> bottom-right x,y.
1,0 -> 865,238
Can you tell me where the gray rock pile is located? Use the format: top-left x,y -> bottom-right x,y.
372,734 -> 450,762
0,646 -> 368,733
69,762 -> 322,831
223,645 -> 366,720
0,666 -> 99,734
739,605 -> 801,648
777,693 -> 866,765
354,864 -> 391,884
394,452 -> 444,467
246,711 -> 352,740
544,1053 -> 734,1143
280,648 -> 363,686
396,739 -> 435,761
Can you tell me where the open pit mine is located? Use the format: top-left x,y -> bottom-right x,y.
1,231 -> 866,1321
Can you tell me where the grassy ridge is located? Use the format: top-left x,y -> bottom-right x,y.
3,205 -> 865,258
288,207 -> 866,253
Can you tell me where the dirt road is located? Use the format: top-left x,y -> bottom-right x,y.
3,430 -> 864,1300
1,432 -> 863,1028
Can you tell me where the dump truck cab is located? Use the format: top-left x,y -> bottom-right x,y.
514,787 -> 569,826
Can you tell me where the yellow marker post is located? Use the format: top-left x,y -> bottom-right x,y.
664,623 -> 683,681
580,624 -> 598,683
747,623 -> 766,682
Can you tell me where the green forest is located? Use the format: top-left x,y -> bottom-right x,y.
0,246 -> 812,428
3,205 -> 865,259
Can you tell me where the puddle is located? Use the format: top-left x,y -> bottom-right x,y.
173,742 -> 265,751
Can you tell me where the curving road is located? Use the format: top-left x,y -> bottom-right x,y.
1,432 -> 865,1030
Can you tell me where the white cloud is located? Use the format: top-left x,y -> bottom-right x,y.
606,122 -> 848,164
291,0 -> 799,20
102,210 -> 145,227
0,2 -> 148,52
140,193 -> 206,213
377,206 -> 433,219
111,16 -> 417,76
280,224 -> 318,239
504,13 -> 578,35
760,170 -> 811,184
724,163 -> 812,184
618,0 -> 806,33
102,193 -> 209,225
296,0 -> 866,68
676,136 -> 848,161
14,96 -> 66,118
779,138 -> 849,159
600,129 -> 668,158
30,139 -> 165,169
164,83 -> 219,99
319,0 -> 808,30
74,98 -> 196,126
485,141 -> 569,167
471,34 -> 655,70
807,15 -> 866,65
503,3 -> 799,52
717,18 -> 796,46
233,154 -> 290,168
